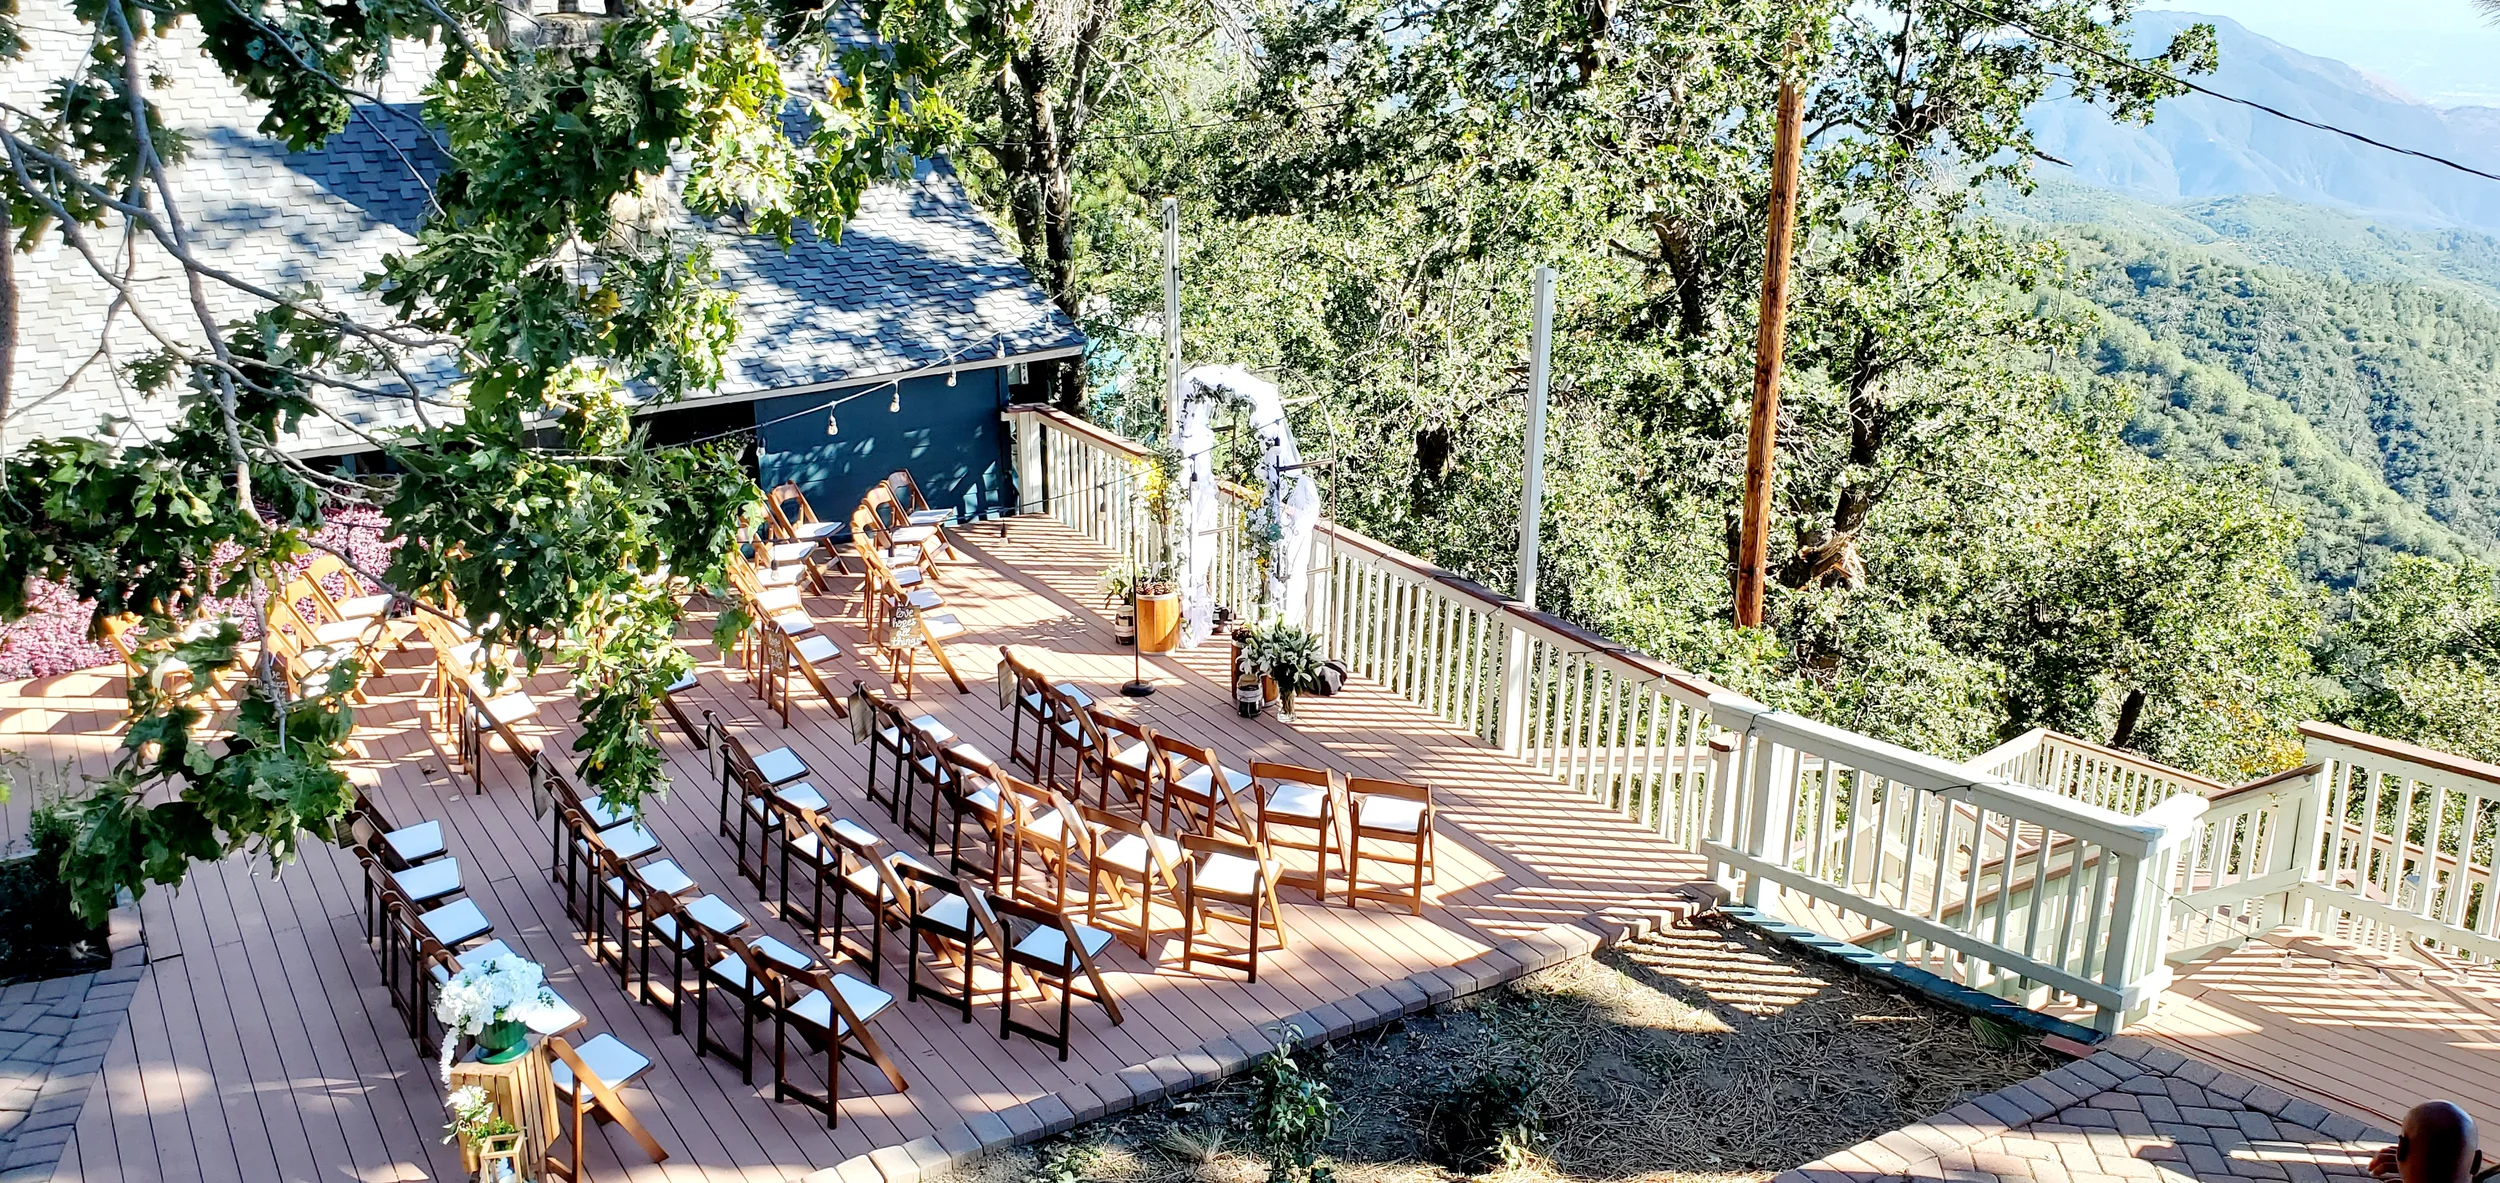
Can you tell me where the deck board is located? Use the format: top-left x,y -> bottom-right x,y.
5,516 -> 1717,1182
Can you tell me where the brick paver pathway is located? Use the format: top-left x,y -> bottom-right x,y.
0,963 -> 143,1181
1774,1035 -> 2397,1183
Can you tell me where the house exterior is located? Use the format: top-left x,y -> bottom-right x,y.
0,20 -> 1084,523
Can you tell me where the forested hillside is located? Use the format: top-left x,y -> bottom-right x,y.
2007,240 -> 2500,589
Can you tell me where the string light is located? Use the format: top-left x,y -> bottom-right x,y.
889,388 -> 901,413
825,409 -> 839,436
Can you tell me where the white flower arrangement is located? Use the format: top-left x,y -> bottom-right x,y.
433,954 -> 558,1080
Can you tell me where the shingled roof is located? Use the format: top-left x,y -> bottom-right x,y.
0,19 -> 1083,456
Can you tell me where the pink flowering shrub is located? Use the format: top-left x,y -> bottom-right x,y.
0,505 -> 399,680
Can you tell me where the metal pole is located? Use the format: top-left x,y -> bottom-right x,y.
1162,196 -> 1183,445
1499,265 -> 1556,755
1517,265 -> 1554,607
1735,74 -> 1806,629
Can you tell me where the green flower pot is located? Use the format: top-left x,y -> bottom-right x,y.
475,1017 -> 530,1064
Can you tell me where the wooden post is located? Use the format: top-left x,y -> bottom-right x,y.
1735,75 -> 1807,628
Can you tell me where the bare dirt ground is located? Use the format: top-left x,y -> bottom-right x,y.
946,920 -> 2059,1183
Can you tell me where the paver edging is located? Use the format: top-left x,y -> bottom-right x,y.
0,891 -> 145,1183
812,907 -> 1692,1183
1774,1030 -> 2400,1183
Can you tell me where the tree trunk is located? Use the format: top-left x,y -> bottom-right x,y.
2109,687 -> 2148,751
0,198 -> 15,442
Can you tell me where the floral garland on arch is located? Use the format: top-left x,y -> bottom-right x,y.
1173,365 -> 1324,646
433,955 -> 561,1081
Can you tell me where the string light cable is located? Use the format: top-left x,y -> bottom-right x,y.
1940,0 -> 2500,186
669,306 -> 1070,448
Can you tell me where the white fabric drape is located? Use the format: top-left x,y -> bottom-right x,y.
1174,364 -> 1322,647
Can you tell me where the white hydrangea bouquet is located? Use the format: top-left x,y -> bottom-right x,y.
433,954 -> 559,1080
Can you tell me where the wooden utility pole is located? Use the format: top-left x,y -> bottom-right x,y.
1734,72 -> 1807,629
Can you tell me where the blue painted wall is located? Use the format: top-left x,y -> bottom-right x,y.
753,367 -> 1015,528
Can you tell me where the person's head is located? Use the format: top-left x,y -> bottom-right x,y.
2395,1102 -> 2479,1183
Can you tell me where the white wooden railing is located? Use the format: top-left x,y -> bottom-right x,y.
1008,405 -> 2235,1030
2293,724 -> 2500,962
1971,728 -> 2230,814
1702,698 -> 2203,1031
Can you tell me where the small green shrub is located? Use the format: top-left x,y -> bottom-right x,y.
1251,1027 -> 1337,1183
1027,1140 -> 1101,1183
0,766 -> 108,983
1425,1066 -> 1541,1175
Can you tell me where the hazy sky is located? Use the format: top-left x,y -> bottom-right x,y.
2147,1 -> 2500,107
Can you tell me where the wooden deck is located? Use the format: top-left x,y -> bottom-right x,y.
0,516 -> 1714,1183
2129,929 -> 2500,1133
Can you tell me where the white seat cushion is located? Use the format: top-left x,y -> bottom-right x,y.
1176,764 -> 1254,798
384,820 -> 444,864
756,563 -> 803,588
753,935 -> 817,971
1018,809 -> 1065,843
1264,783 -> 1328,821
889,525 -> 939,546
665,670 -> 700,695
775,782 -> 828,812
764,541 -> 820,564
757,585 -> 804,612
772,609 -> 814,637
890,566 -> 924,589
905,508 -> 955,528
753,747 -> 808,784
785,972 -> 895,1033
335,592 -> 395,619
550,1032 -> 651,1094
596,821 -> 660,862
909,715 -> 955,744
419,898 -> 493,946
434,938 -> 513,983
919,612 -> 965,642
1111,741 -> 1153,774
1012,921 -> 1116,967
681,894 -> 750,935
526,990 -> 584,1036
1358,796 -> 1427,834
784,830 -> 838,868
1192,853 -> 1268,897
904,587 -> 944,611
790,520 -> 841,540
393,858 -> 461,902
478,692 -> 537,725
829,817 -> 882,848
1051,683 -> 1096,709
312,618 -> 373,646
637,859 -> 695,896
794,633 -> 842,664
646,914 -> 702,951
577,794 -> 633,831
916,891 -> 971,934
1099,832 -> 1183,876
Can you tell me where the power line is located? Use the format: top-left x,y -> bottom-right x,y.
1941,0 -> 2500,187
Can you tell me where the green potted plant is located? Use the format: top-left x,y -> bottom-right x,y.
1134,445 -> 1185,654
1100,566 -> 1139,645
1238,621 -> 1325,722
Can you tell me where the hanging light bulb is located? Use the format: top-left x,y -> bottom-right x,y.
946,362 -> 958,387
825,409 -> 839,436
889,387 -> 901,413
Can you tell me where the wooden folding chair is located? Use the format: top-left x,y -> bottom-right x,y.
883,469 -> 963,558
764,481 -> 844,547
595,848 -> 697,993
1179,833 -> 1288,982
1152,735 -> 1256,840
694,918 -> 781,1083
660,669 -> 709,747
771,963 -> 909,1127
895,862 -> 1001,1022
1074,706 -> 1156,810
544,1034 -> 669,1181
935,744 -> 1010,885
858,689 -> 938,823
998,647 -> 1054,774
1000,774 -> 1076,907
864,485 -> 951,574
709,713 -> 813,866
824,817 -> 934,986
1345,778 -> 1436,913
988,893 -> 1124,1061
1070,801 -> 1186,959
1249,762 -> 1341,898
1036,681 -> 1097,793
